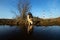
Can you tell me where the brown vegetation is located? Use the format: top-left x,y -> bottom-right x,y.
0,17 -> 60,26
34,17 -> 60,26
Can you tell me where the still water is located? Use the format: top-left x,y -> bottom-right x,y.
0,25 -> 60,40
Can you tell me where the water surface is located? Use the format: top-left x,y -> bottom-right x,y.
0,25 -> 60,40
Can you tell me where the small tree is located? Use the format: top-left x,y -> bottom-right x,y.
17,0 -> 31,19
11,0 -> 31,25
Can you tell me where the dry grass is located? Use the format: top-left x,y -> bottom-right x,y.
0,17 -> 60,26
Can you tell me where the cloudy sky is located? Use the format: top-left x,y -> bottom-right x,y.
0,0 -> 60,19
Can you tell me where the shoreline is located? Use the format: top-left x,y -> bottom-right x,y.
0,18 -> 60,26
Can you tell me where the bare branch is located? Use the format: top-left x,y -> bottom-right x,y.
12,0 -> 31,20
17,0 -> 31,19
11,10 -> 18,17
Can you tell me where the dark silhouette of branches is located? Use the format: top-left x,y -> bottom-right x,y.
17,0 -> 31,19
11,0 -> 31,20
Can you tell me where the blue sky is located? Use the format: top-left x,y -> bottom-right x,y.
0,0 -> 60,19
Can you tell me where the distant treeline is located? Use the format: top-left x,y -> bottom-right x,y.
33,17 -> 60,26
0,17 -> 60,26
0,19 -> 16,26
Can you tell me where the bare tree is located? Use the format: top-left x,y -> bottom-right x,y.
17,0 -> 31,19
